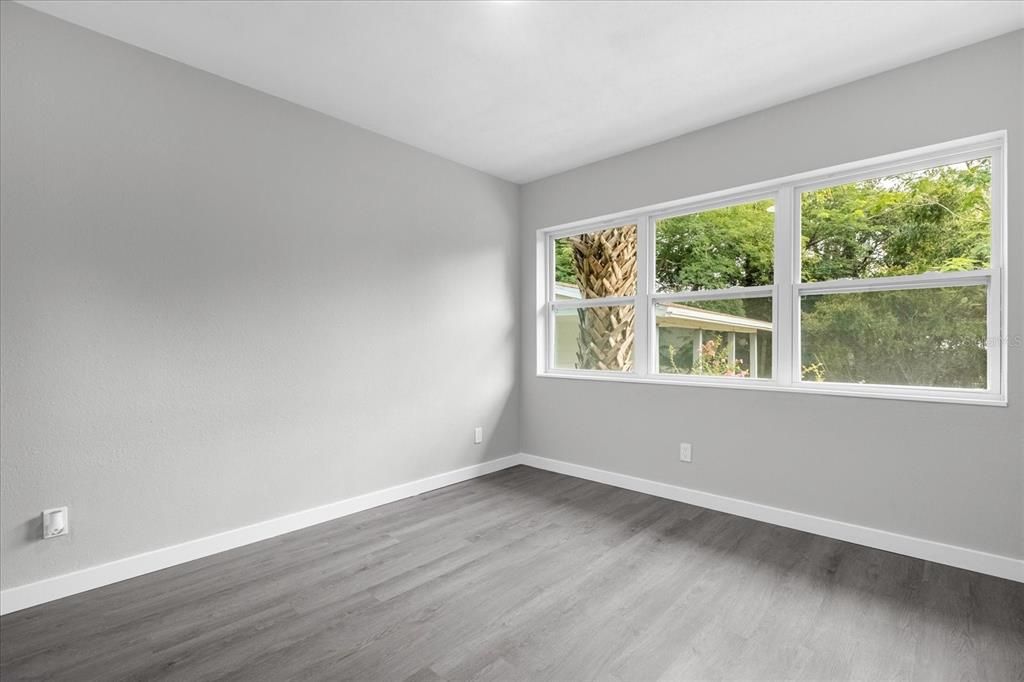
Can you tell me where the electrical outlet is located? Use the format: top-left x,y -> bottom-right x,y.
42,507 -> 68,539
474,426 -> 483,444
679,443 -> 692,463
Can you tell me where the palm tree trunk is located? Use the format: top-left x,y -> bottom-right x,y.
570,225 -> 637,371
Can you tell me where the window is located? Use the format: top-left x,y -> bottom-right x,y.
652,198 -> 775,379
539,133 -> 1006,405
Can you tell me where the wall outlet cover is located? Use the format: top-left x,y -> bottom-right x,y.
42,507 -> 68,539
679,443 -> 692,463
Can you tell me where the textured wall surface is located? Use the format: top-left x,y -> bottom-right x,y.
0,3 -> 519,589
520,31 -> 1024,560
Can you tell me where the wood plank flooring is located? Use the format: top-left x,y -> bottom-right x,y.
2,465 -> 1022,681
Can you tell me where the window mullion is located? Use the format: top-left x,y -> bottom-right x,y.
634,214 -> 652,376
774,185 -> 797,387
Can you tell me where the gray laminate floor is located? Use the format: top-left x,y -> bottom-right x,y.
1,465 -> 1022,681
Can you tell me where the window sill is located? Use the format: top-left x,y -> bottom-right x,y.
536,370 -> 1008,407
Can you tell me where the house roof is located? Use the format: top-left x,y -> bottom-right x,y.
555,281 -> 771,334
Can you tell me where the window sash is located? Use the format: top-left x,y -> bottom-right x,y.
651,292 -> 774,381
540,132 -> 1006,405
793,277 -> 992,390
547,301 -> 640,375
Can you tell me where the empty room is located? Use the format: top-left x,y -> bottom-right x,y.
1,0 -> 1022,679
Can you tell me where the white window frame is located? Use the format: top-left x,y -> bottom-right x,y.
536,132 -> 1008,406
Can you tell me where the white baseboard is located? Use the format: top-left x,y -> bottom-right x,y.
0,455 -> 522,616
4,452 -> 1019,615
519,454 -> 1023,583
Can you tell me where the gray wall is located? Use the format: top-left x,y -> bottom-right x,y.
520,31 -> 1024,560
0,3 -> 519,590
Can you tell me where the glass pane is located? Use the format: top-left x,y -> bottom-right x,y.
655,199 -> 775,293
554,306 -> 635,372
801,158 -> 991,283
554,224 -> 637,299
800,285 -> 987,388
655,297 -> 772,378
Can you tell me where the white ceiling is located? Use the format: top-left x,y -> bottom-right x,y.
18,1 -> 1024,183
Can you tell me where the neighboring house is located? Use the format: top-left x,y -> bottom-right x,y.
555,282 -> 772,377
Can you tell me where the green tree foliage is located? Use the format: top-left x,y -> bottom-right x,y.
801,287 -> 987,388
554,239 -> 576,285
655,200 -> 775,291
801,159 -> 990,281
